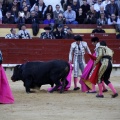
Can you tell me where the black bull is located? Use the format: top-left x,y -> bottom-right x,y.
11,60 -> 70,93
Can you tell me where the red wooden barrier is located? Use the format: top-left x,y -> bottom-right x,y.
0,24 -> 115,29
0,39 -> 120,64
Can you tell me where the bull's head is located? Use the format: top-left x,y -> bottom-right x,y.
11,65 -> 23,82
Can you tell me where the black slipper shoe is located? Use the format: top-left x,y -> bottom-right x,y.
111,93 -> 118,98
73,87 -> 80,91
87,91 -> 97,93
96,94 -> 104,98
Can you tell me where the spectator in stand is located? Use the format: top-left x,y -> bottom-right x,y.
80,0 -> 90,15
5,28 -> 19,39
2,0 -> 11,16
44,5 -> 54,19
63,5 -> 78,24
26,10 -> 39,24
16,11 -> 26,24
71,0 -> 80,14
21,0 -> 31,11
43,13 -> 54,24
76,7 -> 86,24
0,2 -> 3,23
54,13 -> 65,28
92,23 -> 106,33
53,24 -> 65,39
9,0 -> 21,12
29,0 -> 38,7
40,26 -> 54,39
30,0 -> 47,16
20,0 -> 31,9
97,13 -> 108,25
94,0 -> 103,12
60,0 -> 67,11
107,13 -> 120,25
63,0 -> 73,11
64,28 -> 74,39
87,5 -> 98,18
96,6 -> 108,19
22,6 -> 30,23
105,0 -> 119,17
33,5 -> 43,23
11,6 -> 18,23
84,11 -> 97,24
2,11 -> 14,24
18,24 -> 32,39
53,4 -> 63,20
63,0 -> 80,11
102,0 -> 110,10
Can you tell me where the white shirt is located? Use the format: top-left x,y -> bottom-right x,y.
18,30 -> 32,39
69,41 -> 91,61
94,3 -> 102,12
102,0 -> 111,10
30,4 -> 47,15
107,18 -> 120,25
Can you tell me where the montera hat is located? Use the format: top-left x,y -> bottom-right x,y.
74,35 -> 83,41
44,26 -> 51,30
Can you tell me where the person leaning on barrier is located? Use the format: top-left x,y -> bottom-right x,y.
53,24 -> 65,39
64,28 -> 74,39
40,26 -> 54,39
5,28 -> 19,39
18,24 -> 32,39
92,23 -> 106,33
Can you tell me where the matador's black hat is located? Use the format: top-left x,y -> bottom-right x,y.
74,35 -> 83,41
44,26 -> 51,30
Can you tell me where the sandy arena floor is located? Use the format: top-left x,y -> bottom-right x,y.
0,70 -> 120,120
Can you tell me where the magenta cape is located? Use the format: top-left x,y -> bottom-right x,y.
0,65 -> 14,104
48,63 -> 72,91
79,53 -> 96,92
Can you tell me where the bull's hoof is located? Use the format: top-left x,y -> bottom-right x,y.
26,91 -> 35,93
60,89 -> 64,93
111,93 -> 118,98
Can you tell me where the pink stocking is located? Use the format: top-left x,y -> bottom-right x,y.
108,83 -> 117,94
102,81 -> 107,90
98,83 -> 103,95
74,77 -> 78,88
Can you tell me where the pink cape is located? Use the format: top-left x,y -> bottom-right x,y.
79,53 -> 96,92
48,63 -> 72,91
0,65 -> 14,104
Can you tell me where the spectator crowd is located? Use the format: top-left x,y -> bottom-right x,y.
0,0 -> 120,39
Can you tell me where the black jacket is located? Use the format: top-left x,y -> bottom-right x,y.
53,30 -> 65,39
